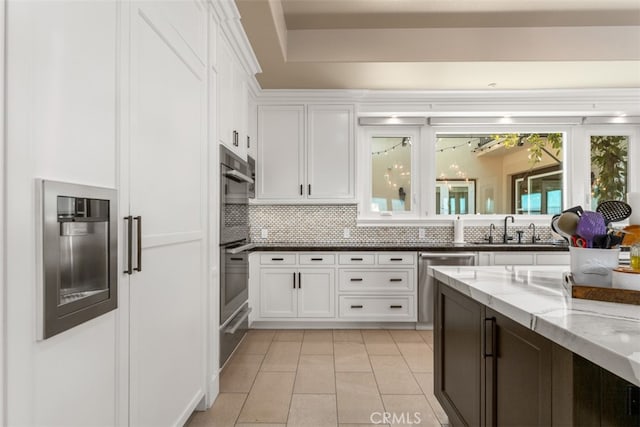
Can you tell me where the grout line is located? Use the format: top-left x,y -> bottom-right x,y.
284,329 -> 303,426
233,332 -> 276,426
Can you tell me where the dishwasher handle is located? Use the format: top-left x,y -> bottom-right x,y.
420,252 -> 477,259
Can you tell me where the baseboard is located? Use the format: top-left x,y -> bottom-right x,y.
204,372 -> 220,409
250,321 -> 418,329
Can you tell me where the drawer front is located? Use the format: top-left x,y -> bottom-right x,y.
299,253 -> 336,265
339,296 -> 415,320
377,253 -> 415,265
536,253 -> 570,265
339,270 -> 414,292
493,253 -> 535,265
338,253 -> 376,265
260,253 -> 296,265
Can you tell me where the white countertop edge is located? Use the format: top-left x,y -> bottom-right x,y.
430,265 -> 640,387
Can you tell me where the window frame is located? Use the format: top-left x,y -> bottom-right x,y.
357,121 -> 640,225
358,126 -> 423,221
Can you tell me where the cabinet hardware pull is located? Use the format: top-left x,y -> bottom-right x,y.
308,184 -> 311,195
272,257 -> 284,261
390,305 -> 402,309
300,184 -> 303,196
350,278 -> 363,282
389,258 -> 403,261
134,216 -> 142,272
351,305 -> 363,309
483,317 -> 496,358
298,272 -> 301,288
350,257 -> 363,261
247,135 -> 250,148
389,278 -> 402,282
626,385 -> 640,415
310,257 -> 323,261
230,257 -> 243,261
293,272 -> 296,289
124,216 -> 133,275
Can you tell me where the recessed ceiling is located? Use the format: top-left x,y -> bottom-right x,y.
235,0 -> 640,90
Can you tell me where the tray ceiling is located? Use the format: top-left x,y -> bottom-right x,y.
236,0 -> 640,90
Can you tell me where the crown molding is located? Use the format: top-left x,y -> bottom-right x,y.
209,0 -> 261,76
254,88 -> 640,116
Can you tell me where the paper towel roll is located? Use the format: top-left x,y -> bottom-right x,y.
454,216 -> 465,243
628,192 -> 640,225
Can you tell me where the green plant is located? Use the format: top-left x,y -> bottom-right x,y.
590,135 -> 628,202
492,133 -> 563,166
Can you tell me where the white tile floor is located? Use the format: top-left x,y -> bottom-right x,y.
187,329 -> 448,427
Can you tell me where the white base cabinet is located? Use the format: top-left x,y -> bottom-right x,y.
259,267 -> 335,318
250,251 -> 417,323
479,251 -> 570,266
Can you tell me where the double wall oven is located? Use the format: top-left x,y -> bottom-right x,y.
220,146 -> 254,367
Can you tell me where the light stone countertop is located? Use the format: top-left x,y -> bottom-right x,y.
429,265 -> 640,386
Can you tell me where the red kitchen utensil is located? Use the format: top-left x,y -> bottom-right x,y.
571,235 -> 587,248
575,211 -> 607,248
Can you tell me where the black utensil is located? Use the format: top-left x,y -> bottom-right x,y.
596,200 -> 632,224
593,233 -> 624,249
562,205 -> 584,216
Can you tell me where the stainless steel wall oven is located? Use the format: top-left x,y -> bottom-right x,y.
219,146 -> 254,366
38,180 -> 117,339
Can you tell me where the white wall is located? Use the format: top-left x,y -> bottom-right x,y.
0,0 -> 6,424
5,1 -> 119,425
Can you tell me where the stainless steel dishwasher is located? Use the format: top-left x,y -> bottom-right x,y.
418,252 -> 477,327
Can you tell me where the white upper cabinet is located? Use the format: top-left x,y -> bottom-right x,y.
257,105 -> 305,199
257,104 -> 355,201
216,32 -> 247,159
307,105 -> 355,199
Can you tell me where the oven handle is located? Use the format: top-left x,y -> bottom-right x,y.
226,243 -> 256,254
224,169 -> 254,184
224,307 -> 252,334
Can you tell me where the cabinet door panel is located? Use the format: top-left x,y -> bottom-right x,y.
487,308 -> 552,426
257,105 -> 304,199
434,282 -> 484,427
260,269 -> 297,317
129,4 -> 206,426
307,105 -> 354,199
298,269 -> 335,318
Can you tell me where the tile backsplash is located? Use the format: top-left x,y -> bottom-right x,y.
249,204 -> 553,244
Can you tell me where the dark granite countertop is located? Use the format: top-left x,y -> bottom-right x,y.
250,241 -> 569,252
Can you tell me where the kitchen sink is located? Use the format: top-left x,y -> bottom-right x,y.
466,241 -> 567,249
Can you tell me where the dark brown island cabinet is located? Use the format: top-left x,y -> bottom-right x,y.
434,280 -> 640,427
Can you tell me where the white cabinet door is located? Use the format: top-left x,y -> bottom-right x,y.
233,63 -> 248,159
217,34 -> 233,149
128,4 -> 206,426
492,253 -> 535,265
257,105 -> 305,199
307,105 -> 354,199
260,268 -> 297,318
298,269 -> 335,318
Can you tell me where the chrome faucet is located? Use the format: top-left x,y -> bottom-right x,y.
528,223 -> 540,244
503,215 -> 514,243
485,223 -> 496,244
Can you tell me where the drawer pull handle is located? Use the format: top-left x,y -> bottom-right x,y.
351,305 -> 363,309
390,305 -> 403,309
272,257 -> 284,261
310,258 -> 323,261
350,257 -> 363,261
350,278 -> 363,282
389,258 -> 403,261
230,257 -> 244,261
389,278 -> 403,282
